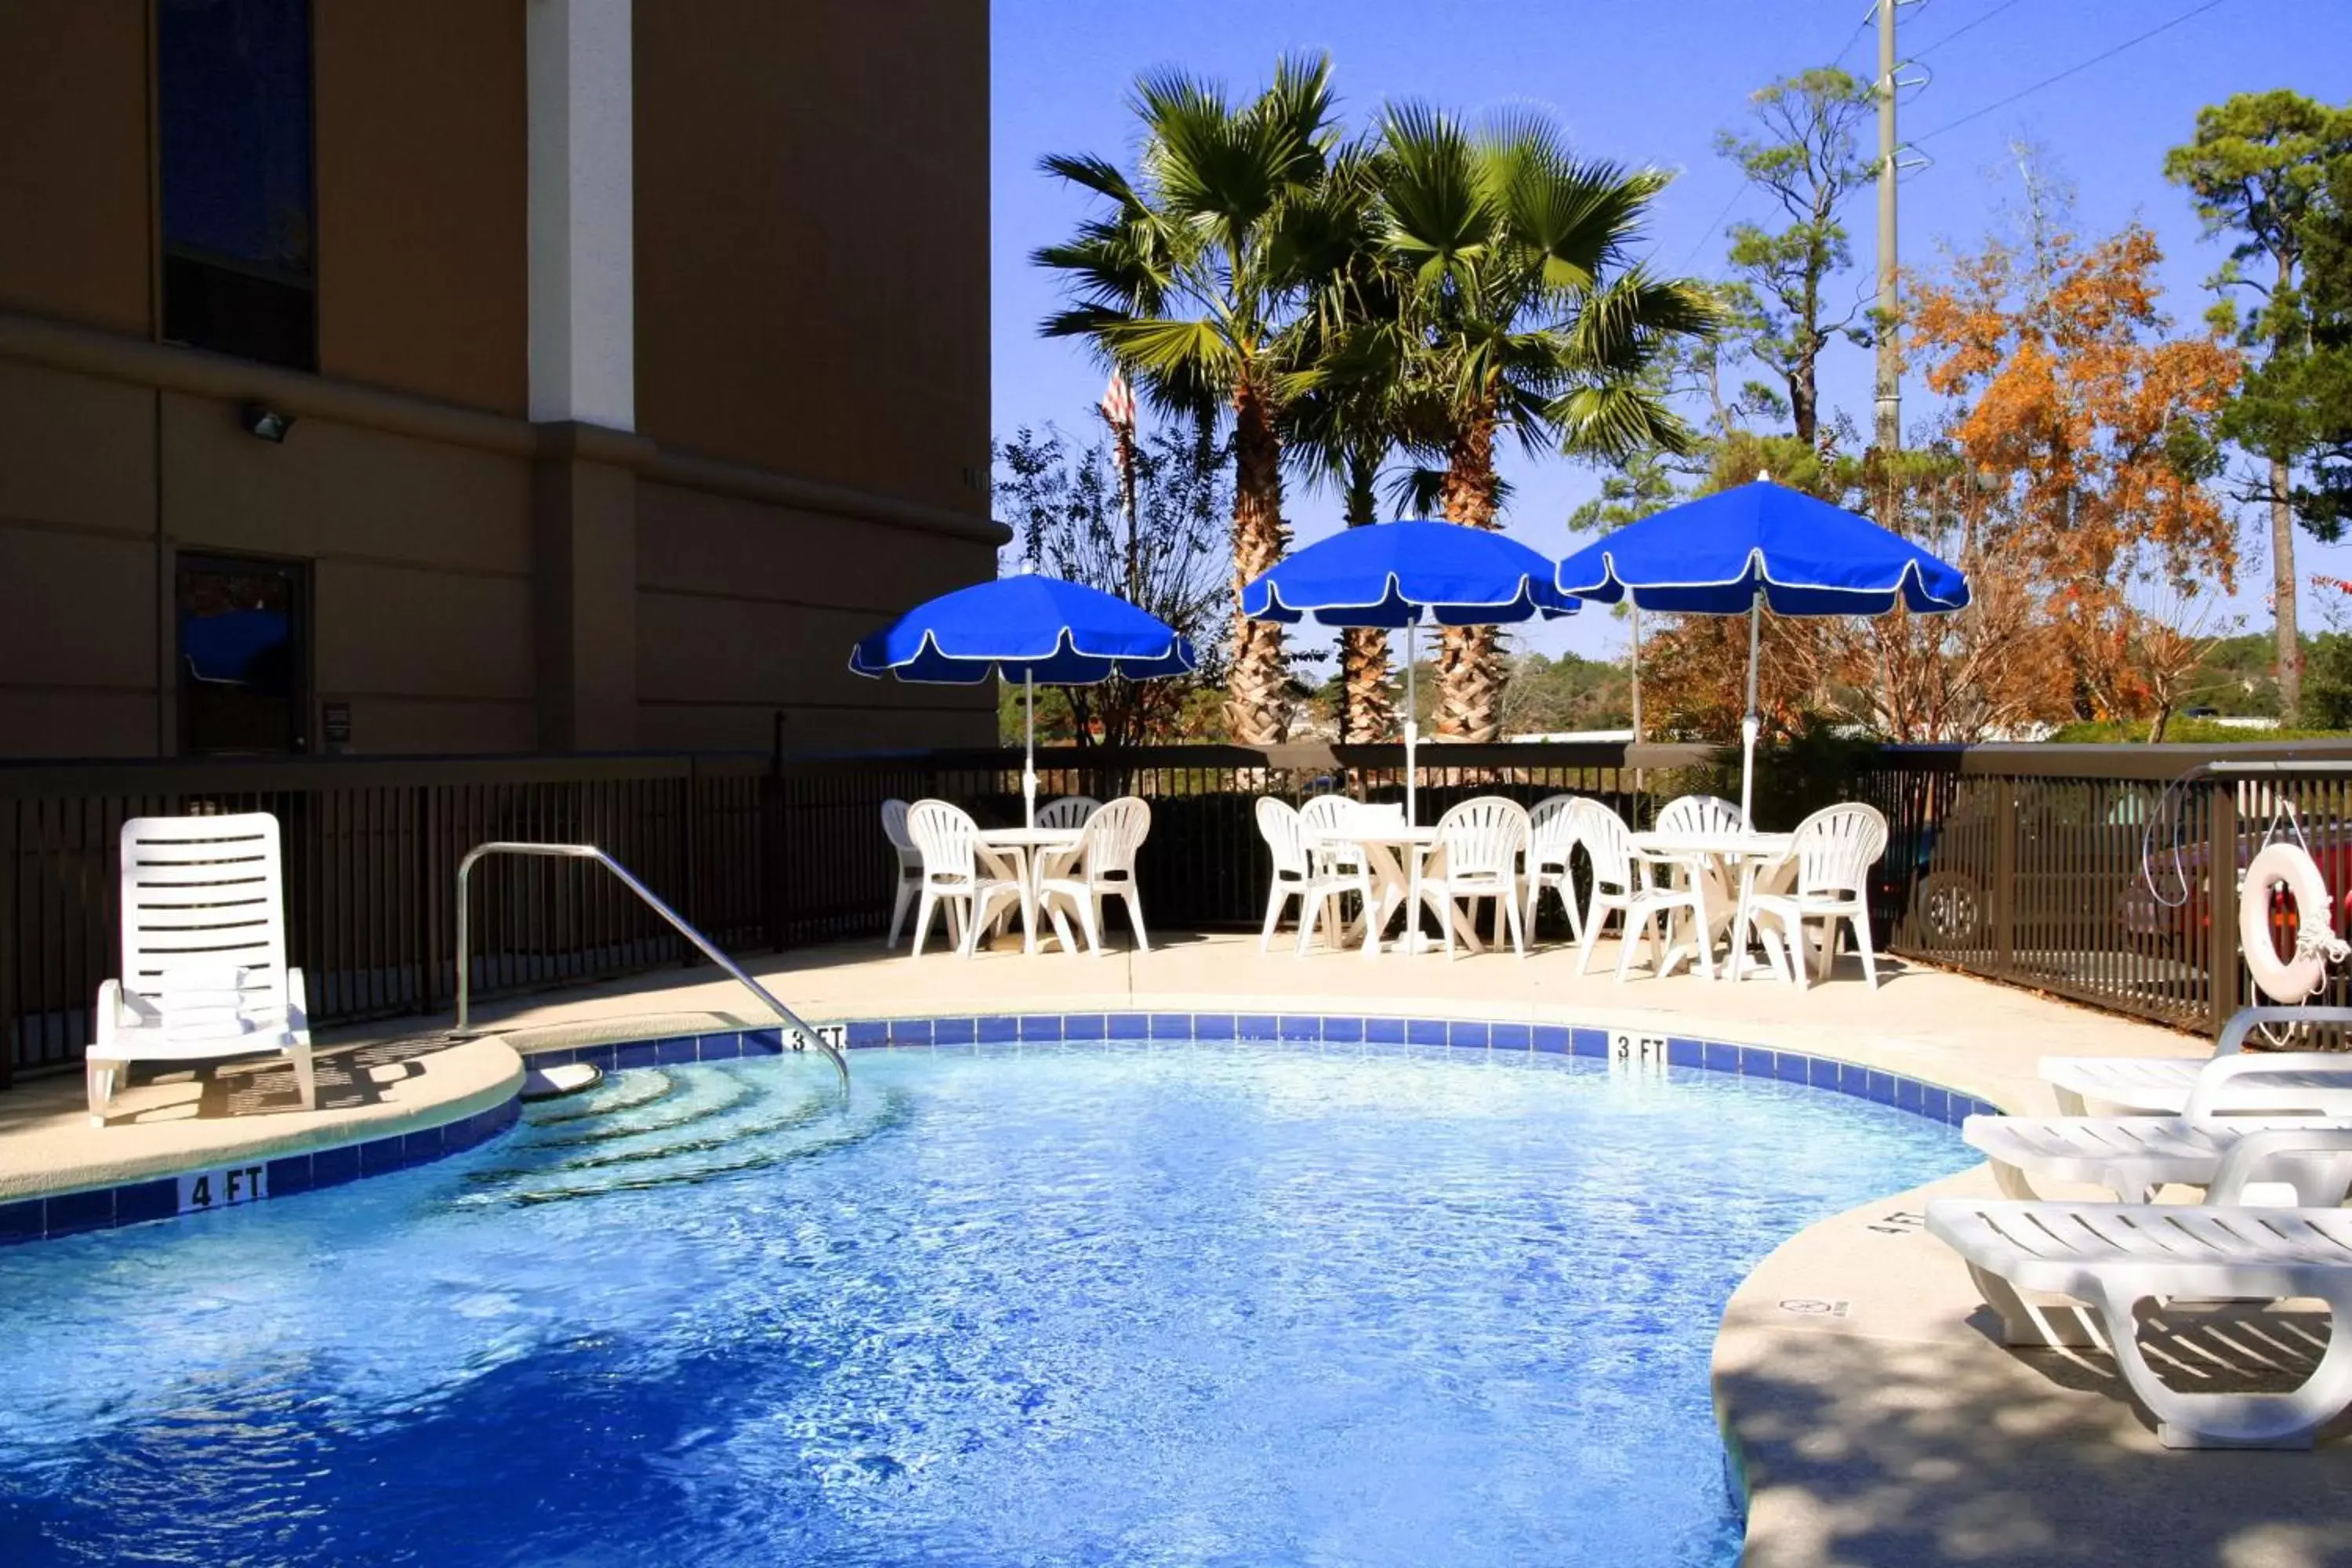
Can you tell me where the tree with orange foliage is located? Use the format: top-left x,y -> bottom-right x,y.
1907,216 -> 2241,719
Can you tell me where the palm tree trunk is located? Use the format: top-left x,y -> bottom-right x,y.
1436,409 -> 1505,742
2272,452 -> 2303,721
1338,451 -> 1394,742
1225,382 -> 1291,745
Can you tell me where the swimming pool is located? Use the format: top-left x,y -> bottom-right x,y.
0,1034 -> 1969,1566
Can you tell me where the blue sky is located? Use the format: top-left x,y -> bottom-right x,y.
990,0 -> 2352,662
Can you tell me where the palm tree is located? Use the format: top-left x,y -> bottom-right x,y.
1279,143 -> 1407,742
1374,105 -> 1718,739
1034,57 -> 1342,745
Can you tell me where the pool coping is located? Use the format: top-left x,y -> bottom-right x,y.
0,1037 -> 524,1244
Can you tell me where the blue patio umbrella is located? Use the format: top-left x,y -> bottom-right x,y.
850,570 -> 1197,826
1555,477 -> 1970,821
1241,520 -> 1577,824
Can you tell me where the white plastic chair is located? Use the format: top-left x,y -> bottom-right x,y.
1425,797 -> 1529,960
1257,797 -> 1369,953
1566,801 -> 1644,976
86,812 -> 314,1125
1656,794 -> 1748,835
1613,822 -> 1716,984
880,798 -> 924,949
1255,798 -> 1312,951
1741,803 -> 1888,989
1035,795 -> 1100,831
1038,797 -> 1152,955
1523,794 -> 1582,944
904,800 -> 1025,959
1287,797 -> 1377,955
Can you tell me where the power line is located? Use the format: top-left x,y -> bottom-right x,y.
1828,6 -> 1875,71
1676,183 -> 1748,271
1912,0 -> 2230,143
1911,0 -> 2024,59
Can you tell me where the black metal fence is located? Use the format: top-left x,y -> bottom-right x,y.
1,754 -> 768,1085
12,738 -> 2352,1085
1853,742 -> 2352,1035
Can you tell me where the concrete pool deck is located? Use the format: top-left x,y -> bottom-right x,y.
5,930 -> 2347,1564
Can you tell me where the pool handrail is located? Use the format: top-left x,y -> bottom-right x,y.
454,840 -> 848,1087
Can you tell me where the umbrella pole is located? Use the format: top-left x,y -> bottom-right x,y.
1740,589 -> 1761,825
1629,602 -> 1644,797
1024,671 -> 1038,829
1403,621 -> 1418,827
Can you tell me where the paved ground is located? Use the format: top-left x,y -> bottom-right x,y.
0,1034 -> 520,1200
8,927 -> 2345,1566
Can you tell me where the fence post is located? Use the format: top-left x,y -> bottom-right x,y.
1993,782 -> 2016,975
2209,779 -> 2238,1040
0,798 -> 15,1091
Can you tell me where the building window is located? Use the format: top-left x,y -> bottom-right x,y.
158,0 -> 317,371
177,554 -> 310,755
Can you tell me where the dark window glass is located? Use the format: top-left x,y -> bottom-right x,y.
158,0 -> 316,370
178,554 -> 309,755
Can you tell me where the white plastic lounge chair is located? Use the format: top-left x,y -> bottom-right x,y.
1425,797 -> 1529,960
1965,1050 -> 2352,1201
2042,1006 -> 2352,1116
1927,1185 -> 2352,1449
904,800 -> 1025,959
880,798 -> 924,949
1523,794 -> 1582,944
1567,801 -> 1645,977
1740,803 -> 1888,989
1037,797 -> 1152,955
87,812 -> 314,1124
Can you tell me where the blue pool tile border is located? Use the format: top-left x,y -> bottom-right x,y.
0,1096 -> 520,1249
543,1016 -> 2010,1136
9,1011 -> 2010,1252
696,1009 -> 2002,1129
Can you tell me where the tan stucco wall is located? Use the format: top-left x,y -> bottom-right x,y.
633,480 -> 997,753
0,1 -> 1000,762
313,2 -> 530,416
158,390 -> 539,754
0,358 -> 160,755
632,0 -> 992,517
0,2 -> 153,336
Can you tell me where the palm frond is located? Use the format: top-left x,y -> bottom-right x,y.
1382,463 -> 1450,520
1548,380 -> 1701,463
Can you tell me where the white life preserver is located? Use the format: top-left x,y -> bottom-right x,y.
2240,842 -> 2340,1003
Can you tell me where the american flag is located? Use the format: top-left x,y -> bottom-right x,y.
1100,370 -> 1136,434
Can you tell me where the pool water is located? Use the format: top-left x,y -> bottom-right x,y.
0,1039 -> 1968,1566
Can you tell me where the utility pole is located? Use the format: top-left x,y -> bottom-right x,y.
1873,0 -> 1901,526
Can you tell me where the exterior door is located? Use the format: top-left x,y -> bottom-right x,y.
176,553 -> 310,754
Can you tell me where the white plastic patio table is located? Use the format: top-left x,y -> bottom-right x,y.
1627,830 -> 1796,978
1305,822 -> 1482,956
971,826 -> 1086,953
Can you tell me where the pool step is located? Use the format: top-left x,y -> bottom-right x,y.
452,1058 -> 895,1209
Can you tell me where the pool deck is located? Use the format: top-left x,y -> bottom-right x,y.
6,930 -> 2348,1565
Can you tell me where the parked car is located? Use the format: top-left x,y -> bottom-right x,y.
2115,823 -> 2352,960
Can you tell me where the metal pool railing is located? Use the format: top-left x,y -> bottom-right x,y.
455,840 -> 847,1087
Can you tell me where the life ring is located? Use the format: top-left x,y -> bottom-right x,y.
2241,842 -> 2337,1003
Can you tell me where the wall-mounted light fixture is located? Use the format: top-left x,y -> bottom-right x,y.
239,402 -> 296,443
